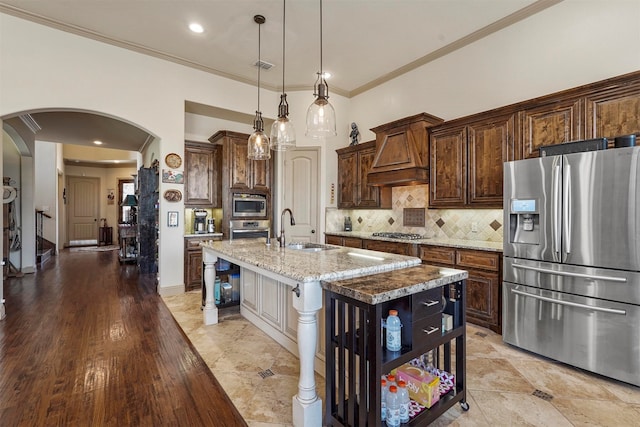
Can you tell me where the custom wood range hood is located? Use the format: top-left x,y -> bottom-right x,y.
368,112 -> 443,187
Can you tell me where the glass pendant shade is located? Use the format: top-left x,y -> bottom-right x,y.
270,0 -> 296,152
305,79 -> 337,138
248,15 -> 270,160
305,0 -> 337,138
248,111 -> 271,160
270,94 -> 296,151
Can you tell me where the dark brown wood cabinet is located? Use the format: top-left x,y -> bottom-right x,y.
184,141 -> 221,207
209,130 -> 273,238
362,238 -> 416,256
419,245 -> 502,333
585,83 -> 640,141
519,98 -> 584,159
209,130 -> 271,193
336,140 -> 391,209
324,234 -> 363,248
429,125 -> 467,207
430,113 -> 515,208
518,72 -> 640,159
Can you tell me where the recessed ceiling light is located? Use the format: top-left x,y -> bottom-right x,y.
189,23 -> 204,33
93,140 -> 103,145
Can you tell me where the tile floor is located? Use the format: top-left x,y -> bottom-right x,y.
163,291 -> 640,426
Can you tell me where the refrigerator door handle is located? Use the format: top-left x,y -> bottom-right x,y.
513,263 -> 628,282
552,163 -> 562,256
564,163 -> 572,255
511,289 -> 627,315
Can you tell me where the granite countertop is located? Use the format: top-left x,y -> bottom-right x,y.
325,231 -> 503,253
321,264 -> 468,305
200,238 -> 422,283
184,232 -> 223,238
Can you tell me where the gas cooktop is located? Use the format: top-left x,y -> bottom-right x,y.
371,232 -> 425,240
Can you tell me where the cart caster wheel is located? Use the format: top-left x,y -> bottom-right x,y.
460,401 -> 470,411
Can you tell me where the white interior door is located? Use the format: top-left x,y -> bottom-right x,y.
67,176 -> 99,246
284,149 -> 319,243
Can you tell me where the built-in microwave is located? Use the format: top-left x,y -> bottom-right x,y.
232,193 -> 267,218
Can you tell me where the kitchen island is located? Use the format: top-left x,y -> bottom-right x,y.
200,238 -> 422,427
202,239 -> 421,426
322,264 -> 469,426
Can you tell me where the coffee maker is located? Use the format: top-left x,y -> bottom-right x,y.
193,209 -> 207,234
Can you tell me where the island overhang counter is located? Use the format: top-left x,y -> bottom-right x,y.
199,239 -> 465,427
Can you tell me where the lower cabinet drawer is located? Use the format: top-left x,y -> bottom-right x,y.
419,245 -> 456,265
343,237 -> 363,248
412,287 -> 444,321
412,313 -> 442,347
456,249 -> 500,271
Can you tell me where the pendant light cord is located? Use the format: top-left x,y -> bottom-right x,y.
282,0 -> 286,94
257,20 -> 261,111
319,0 -> 323,76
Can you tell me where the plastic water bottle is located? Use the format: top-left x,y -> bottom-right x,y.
386,310 -> 402,351
214,277 -> 221,305
397,380 -> 410,423
381,378 -> 388,422
386,373 -> 397,389
386,385 -> 400,427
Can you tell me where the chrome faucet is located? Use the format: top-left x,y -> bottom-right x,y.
277,208 -> 295,247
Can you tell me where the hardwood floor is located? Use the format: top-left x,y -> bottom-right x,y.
0,249 -> 247,426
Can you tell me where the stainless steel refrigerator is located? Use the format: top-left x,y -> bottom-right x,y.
503,145 -> 640,386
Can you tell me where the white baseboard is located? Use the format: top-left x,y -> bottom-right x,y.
157,284 -> 184,296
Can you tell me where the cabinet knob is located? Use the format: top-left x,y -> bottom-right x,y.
311,230 -> 316,234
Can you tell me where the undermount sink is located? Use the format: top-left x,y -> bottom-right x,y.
287,242 -> 339,252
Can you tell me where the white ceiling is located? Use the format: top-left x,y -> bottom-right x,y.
0,0 -> 559,157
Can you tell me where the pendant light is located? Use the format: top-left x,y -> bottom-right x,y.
269,0 -> 296,151
248,14 -> 270,160
305,0 -> 337,138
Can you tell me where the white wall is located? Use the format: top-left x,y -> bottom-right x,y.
349,0 -> 640,141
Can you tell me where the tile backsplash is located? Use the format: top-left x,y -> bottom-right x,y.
326,185 -> 503,242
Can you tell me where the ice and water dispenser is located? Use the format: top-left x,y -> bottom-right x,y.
508,199 -> 540,245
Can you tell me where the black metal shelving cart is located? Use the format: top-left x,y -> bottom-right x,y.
324,267 -> 468,426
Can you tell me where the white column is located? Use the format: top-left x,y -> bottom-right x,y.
291,281 -> 323,427
202,248 -> 218,325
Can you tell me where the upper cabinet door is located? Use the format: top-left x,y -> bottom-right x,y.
467,113 -> 515,206
337,150 -> 357,208
585,84 -> 640,141
519,99 -> 583,159
251,157 -> 270,192
229,137 -> 250,190
430,125 -> 467,207
356,144 -> 381,208
184,142 -> 221,207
